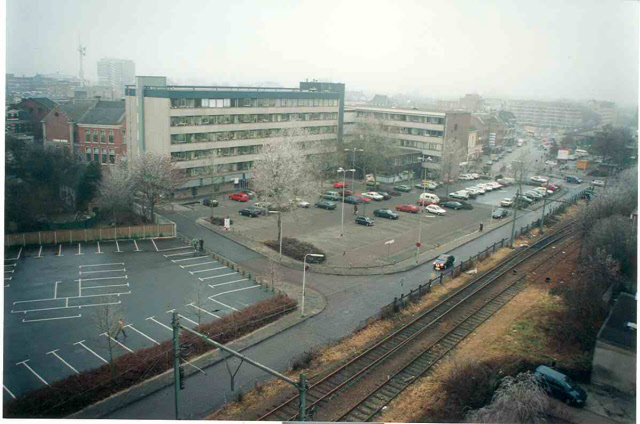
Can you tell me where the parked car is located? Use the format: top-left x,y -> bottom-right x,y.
450,191 -> 470,200
518,196 -> 534,206
377,191 -> 392,200
374,209 -> 399,219
239,207 -> 262,217
341,189 -> 354,197
355,216 -> 375,226
254,201 -> 273,210
492,208 -> 509,219
470,173 -> 480,179
389,190 -> 402,196
315,200 -> 337,210
426,205 -> 446,215
333,181 -> 348,188
487,181 -> 503,189
535,365 -> 587,406
417,198 -> 438,206
323,191 -> 341,201
591,179 -> 605,187
524,191 -> 543,200
433,254 -> 455,271
565,175 -> 582,184
415,183 -> 431,190
477,183 -> 493,192
530,175 -> 548,183
394,185 -> 412,192
229,192 -> 250,202
201,198 -> 218,207
240,190 -> 256,198
440,201 -> 463,210
545,183 -> 561,191
465,188 -> 479,198
534,187 -> 553,196
473,186 -> 486,195
344,196 -> 361,204
363,191 -> 384,201
366,180 -> 381,188
355,195 -> 372,203
296,200 -> 311,208
395,204 -> 420,213
506,148 -> 513,153
500,198 -> 514,207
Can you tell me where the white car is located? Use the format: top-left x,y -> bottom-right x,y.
363,192 -> 384,201
450,191 -> 470,200
297,200 -> 311,208
473,186 -> 486,194
530,175 -> 548,183
467,187 -> 480,196
458,174 -> 474,180
477,183 -> 492,192
534,187 -> 553,196
591,180 -> 605,187
426,204 -> 446,215
545,160 -> 558,166
470,173 -> 480,179
487,182 -> 503,190
500,198 -> 514,207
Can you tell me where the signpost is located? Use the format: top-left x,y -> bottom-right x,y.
385,239 -> 395,263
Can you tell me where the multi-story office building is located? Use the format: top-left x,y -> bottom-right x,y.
125,76 -> 344,195
97,58 -> 136,99
507,100 -> 583,129
587,100 -> 617,127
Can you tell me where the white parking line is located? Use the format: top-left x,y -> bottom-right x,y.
79,268 -> 126,274
3,384 -> 16,400
101,333 -> 134,353
211,285 -> 260,298
16,247 -> 23,260
96,242 -> 102,254
36,245 -> 43,258
151,239 -> 159,251
208,298 -> 239,312
79,263 -> 125,268
124,325 -> 160,345
172,256 -> 209,263
54,281 -> 60,298
5,269 -> 15,274
164,251 -> 197,258
146,316 -> 172,332
116,239 -> 122,252
23,314 -> 82,323
13,301 -> 121,314
134,240 -> 140,251
4,277 -> 12,281
82,283 -> 130,290
184,359 -> 206,375
57,245 -> 63,256
14,292 -> 129,305
166,310 -> 199,326
47,349 -> 79,374
208,278 -> 249,288
5,263 -> 17,268
74,340 -> 108,364
75,275 -> 128,282
16,360 -> 49,386
157,246 -> 192,252
77,243 -> 83,256
180,261 -> 218,268
199,272 -> 238,281
189,266 -> 226,275
187,303 -> 221,318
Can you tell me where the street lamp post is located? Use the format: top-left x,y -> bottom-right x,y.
337,167 -> 356,237
345,147 -> 364,192
302,253 -> 324,317
416,214 -> 434,262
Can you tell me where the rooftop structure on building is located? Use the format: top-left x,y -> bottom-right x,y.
370,94 -> 393,107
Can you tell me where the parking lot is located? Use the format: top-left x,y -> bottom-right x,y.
3,237 -> 273,401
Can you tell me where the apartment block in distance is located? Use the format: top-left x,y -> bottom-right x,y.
125,76 -> 344,195
97,58 -> 136,99
507,100 -> 583,129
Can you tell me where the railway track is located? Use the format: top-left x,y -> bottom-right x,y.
258,221 -> 579,422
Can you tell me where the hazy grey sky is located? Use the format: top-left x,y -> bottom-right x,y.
6,0 -> 639,105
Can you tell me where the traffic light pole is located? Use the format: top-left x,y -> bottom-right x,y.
509,191 -> 520,248
172,312 -> 181,420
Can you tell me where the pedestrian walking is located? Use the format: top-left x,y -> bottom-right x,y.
115,318 -> 127,339
199,238 -> 204,252
479,222 -> 484,232
353,204 -> 358,215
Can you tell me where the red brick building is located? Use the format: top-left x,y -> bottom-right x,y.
42,100 -> 98,153
16,97 -> 58,141
76,100 -> 126,165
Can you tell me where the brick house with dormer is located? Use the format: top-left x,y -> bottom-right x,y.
76,100 -> 126,165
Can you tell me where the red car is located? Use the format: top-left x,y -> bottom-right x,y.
229,192 -> 250,202
333,181 -> 348,189
417,198 -> 437,206
396,204 -> 420,213
341,189 -> 354,197
543,183 -> 560,192
355,195 -> 372,203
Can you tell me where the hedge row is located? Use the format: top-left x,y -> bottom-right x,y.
264,237 -> 326,262
4,294 -> 297,418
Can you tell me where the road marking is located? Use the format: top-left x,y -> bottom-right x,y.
151,239 -> 159,251
172,256 -> 209,263
75,275 -> 128,282
3,385 -> 16,400
116,240 -> 123,253
166,310 -> 199,326
208,278 -> 249,288
199,272 -> 238,281
211,285 -> 260,299
5,263 -> 17,268
187,303 -> 221,318
82,283 -> 130,290
16,360 -> 49,386
124,325 -> 160,345
96,242 -> 102,254
23,314 -> 82,323
208,298 -> 239,312
54,281 -> 60,298
146,316 -> 172,332
189,266 -> 226,275
46,349 -> 79,374
157,246 -> 192,252
101,333 -> 134,353
36,245 -> 43,258
76,243 -> 84,256
74,340 -> 108,364
13,292 -> 130,305
16,247 -> 23,260
184,359 -> 206,375
165,251 -> 197,258
57,245 -> 63,256
79,268 -> 126,274
13,300 -> 121,314
134,240 -> 140,251
180,261 -> 218,268
79,263 -> 125,268
5,269 -> 15,274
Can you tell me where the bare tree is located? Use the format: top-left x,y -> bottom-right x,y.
251,129 -> 321,249
509,148 -> 536,196
97,159 -> 136,225
187,283 -> 209,326
465,372 -> 551,423
439,139 -> 466,197
351,117 -> 393,190
93,302 -> 125,376
260,257 -> 283,292
132,153 -> 187,222
205,151 -> 224,219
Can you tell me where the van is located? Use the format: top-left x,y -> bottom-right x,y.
419,193 -> 440,204
534,365 -> 587,406
565,176 -> 582,184
324,191 -> 341,200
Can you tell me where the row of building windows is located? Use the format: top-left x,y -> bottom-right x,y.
171,145 -> 262,162
170,112 -> 338,127
170,126 -> 338,145
170,97 -> 339,109
186,161 -> 253,177
85,147 -> 117,164
383,125 -> 444,138
6,123 -> 32,134
84,129 -> 116,144
357,111 -> 445,125
398,139 -> 443,151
